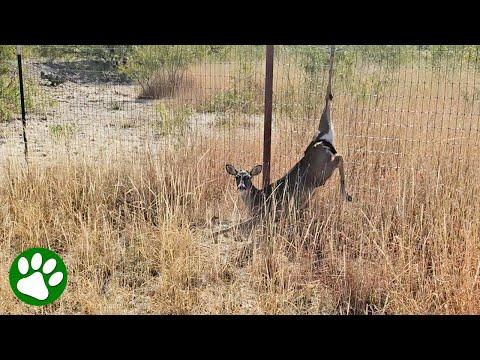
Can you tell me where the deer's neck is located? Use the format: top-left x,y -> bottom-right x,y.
240,185 -> 264,213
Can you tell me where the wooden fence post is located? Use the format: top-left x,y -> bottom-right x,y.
263,45 -> 274,189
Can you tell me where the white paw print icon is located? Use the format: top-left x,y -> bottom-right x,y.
16,252 -> 64,301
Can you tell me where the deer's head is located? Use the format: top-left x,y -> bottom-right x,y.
225,164 -> 262,192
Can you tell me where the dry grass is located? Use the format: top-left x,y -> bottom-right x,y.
1,127 -> 479,314
141,62 -> 264,109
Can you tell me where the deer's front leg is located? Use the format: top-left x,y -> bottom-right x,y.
333,155 -> 352,202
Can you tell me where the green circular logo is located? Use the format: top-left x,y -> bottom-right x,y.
9,247 -> 68,306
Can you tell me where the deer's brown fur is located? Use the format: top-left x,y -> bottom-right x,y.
226,46 -> 351,218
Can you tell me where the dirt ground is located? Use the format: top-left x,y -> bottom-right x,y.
0,60 -> 266,166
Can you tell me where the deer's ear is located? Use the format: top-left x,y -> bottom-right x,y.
250,165 -> 263,176
225,164 -> 238,176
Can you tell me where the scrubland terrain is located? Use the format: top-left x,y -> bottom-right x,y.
0,45 -> 479,314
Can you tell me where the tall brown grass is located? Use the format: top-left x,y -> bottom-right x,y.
1,130 -> 479,314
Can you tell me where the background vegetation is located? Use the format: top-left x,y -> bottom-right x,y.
0,46 -> 19,122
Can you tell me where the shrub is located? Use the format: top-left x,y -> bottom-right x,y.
199,60 -> 263,114
298,46 -> 330,77
32,45 -> 134,68
120,46 -> 208,99
49,124 -> 76,141
154,103 -> 192,136
0,46 -> 19,122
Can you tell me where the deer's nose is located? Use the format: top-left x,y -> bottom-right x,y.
238,183 -> 247,191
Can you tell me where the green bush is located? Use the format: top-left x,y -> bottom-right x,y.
32,45 -> 134,67
355,46 -> 406,67
199,60 -> 263,114
120,46 -> 208,99
49,123 -> 76,142
428,45 -> 471,71
154,103 -> 192,136
203,45 -> 234,61
297,46 -> 330,77
0,46 -> 19,122
119,46 -> 266,99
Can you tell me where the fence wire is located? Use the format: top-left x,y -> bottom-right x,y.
1,45 -> 479,200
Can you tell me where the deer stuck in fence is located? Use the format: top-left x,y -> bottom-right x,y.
225,45 -> 352,220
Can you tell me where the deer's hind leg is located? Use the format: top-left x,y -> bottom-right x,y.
333,155 -> 352,202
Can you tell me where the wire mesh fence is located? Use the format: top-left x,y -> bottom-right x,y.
1,45 -> 480,200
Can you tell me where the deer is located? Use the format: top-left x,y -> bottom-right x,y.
225,46 -> 352,219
